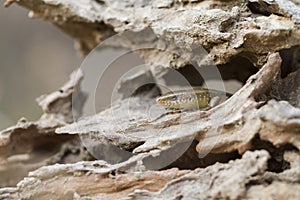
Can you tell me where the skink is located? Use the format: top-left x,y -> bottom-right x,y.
156,88 -> 232,110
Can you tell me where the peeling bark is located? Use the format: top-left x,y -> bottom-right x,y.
1,0 -> 300,199
57,53 -> 300,157
0,70 -> 89,187
5,0 -> 300,68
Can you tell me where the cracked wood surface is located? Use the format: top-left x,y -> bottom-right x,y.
0,70 -> 89,187
5,0 -> 300,69
57,53 -> 300,156
1,0 -> 300,199
1,150 -> 299,200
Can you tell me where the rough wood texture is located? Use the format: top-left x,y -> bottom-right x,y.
1,0 -> 300,199
0,162 -> 188,200
1,150 -> 299,199
5,0 -> 300,70
57,53 -> 300,156
0,70 -> 90,187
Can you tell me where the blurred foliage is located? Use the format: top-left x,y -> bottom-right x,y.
0,5 -> 81,129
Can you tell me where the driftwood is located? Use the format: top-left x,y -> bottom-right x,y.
1,0 -> 300,199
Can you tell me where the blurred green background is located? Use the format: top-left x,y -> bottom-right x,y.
0,4 -> 81,129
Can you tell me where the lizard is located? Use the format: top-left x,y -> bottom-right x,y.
156,88 -> 232,111
125,88 -> 232,128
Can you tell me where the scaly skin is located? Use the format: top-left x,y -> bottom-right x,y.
156,88 -> 232,110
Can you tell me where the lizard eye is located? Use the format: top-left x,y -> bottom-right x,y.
171,96 -> 177,101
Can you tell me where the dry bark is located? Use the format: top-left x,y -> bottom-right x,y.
0,70 -> 90,187
1,0 -> 300,199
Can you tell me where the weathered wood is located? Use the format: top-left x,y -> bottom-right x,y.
1,0 -> 300,199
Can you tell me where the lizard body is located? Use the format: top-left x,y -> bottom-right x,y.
156,88 -> 232,110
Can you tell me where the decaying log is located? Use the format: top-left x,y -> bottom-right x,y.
56,53 -> 300,158
0,150 -> 299,199
1,0 -> 300,199
5,0 -> 300,70
0,70 -> 90,187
